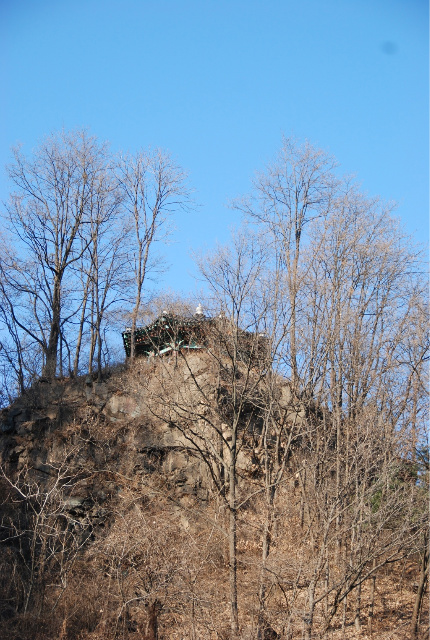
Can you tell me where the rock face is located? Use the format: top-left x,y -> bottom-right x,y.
0,353 -> 304,502
0,359 -> 218,507
0,358 -> 218,639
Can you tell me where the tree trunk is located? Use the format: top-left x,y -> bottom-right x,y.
228,435 -> 239,638
130,305 -> 139,361
354,581 -> 362,632
42,279 -> 61,379
341,594 -> 347,638
411,535 -> 429,639
257,508 -> 272,639
96,322 -> 103,380
73,279 -> 90,376
144,599 -> 161,640
367,568 -> 376,635
304,581 -> 316,640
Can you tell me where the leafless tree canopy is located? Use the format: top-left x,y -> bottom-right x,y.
0,130 -> 190,391
0,134 -> 427,639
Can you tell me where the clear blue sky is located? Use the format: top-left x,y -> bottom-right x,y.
1,0 -> 428,297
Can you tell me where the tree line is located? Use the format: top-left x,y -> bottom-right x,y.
0,129 -> 190,402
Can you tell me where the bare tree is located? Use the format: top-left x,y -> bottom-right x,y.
117,149 -> 190,361
1,134 -> 191,389
145,232 -> 270,638
236,136 -> 338,390
3,130 -> 111,379
230,138 -> 428,637
85,175 -> 128,379
0,458 -> 92,629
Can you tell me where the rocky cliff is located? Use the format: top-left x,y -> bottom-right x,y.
0,356 -> 426,640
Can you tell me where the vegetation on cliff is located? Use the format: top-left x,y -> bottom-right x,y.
0,134 -> 427,639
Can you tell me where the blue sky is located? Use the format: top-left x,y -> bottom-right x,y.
1,0 -> 428,297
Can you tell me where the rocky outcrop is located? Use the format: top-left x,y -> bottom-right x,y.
0,364 -> 213,518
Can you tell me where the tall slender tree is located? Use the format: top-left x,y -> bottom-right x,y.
3,130 -> 110,379
236,136 -> 338,390
117,149 -> 190,361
